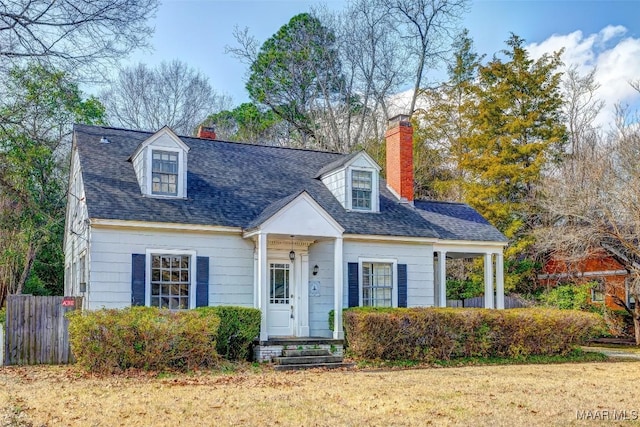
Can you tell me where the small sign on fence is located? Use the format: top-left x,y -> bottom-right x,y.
62,297 -> 76,307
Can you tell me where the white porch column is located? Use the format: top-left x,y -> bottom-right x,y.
253,250 -> 259,309
333,236 -> 344,340
258,232 -> 269,341
299,253 -> 310,336
495,252 -> 504,309
484,253 -> 494,309
437,251 -> 447,307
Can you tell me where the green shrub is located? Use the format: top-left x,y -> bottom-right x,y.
343,307 -> 604,362
446,279 -> 483,300
0,306 -> 5,325
195,306 -> 261,361
538,282 -> 592,310
67,307 -> 220,373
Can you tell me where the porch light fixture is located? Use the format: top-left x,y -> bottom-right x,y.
289,235 -> 296,261
312,265 -> 319,276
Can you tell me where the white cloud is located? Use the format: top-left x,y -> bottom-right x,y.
527,26 -> 640,130
600,25 -> 627,44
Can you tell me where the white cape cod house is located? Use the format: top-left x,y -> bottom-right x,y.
64,115 -> 507,350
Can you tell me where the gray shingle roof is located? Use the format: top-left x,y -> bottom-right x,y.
74,124 -> 506,242
413,200 -> 508,242
315,151 -> 361,178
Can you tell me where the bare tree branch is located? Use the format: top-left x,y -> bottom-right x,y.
100,60 -> 231,136
0,0 -> 159,78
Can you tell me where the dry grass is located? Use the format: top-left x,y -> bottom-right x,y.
2,361 -> 640,426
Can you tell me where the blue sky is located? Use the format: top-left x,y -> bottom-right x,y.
126,0 -> 640,128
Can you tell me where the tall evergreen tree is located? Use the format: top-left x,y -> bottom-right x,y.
415,34 -> 566,292
460,34 -> 566,247
246,13 -> 346,149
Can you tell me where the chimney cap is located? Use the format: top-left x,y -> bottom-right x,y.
388,114 -> 411,128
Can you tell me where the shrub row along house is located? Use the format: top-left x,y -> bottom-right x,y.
64,115 -> 507,359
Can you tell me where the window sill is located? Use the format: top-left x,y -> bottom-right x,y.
347,208 -> 379,213
142,193 -> 188,200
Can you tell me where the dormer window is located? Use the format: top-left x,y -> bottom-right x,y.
129,126 -> 189,199
352,170 -> 372,210
152,150 -> 179,196
317,151 -> 381,213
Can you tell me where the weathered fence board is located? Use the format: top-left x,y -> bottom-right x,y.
0,323 -> 4,366
447,296 -> 528,309
5,295 -> 82,365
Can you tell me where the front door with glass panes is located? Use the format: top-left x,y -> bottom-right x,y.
267,261 -> 294,336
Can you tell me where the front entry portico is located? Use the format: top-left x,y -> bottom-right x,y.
243,191 -> 345,341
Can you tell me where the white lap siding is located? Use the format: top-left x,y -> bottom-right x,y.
308,240 -> 336,338
63,150 -> 89,299
342,240 -> 434,308
87,227 -> 254,310
307,238 -> 435,338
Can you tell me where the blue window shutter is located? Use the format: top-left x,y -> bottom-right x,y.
131,254 -> 146,306
398,264 -> 408,308
348,262 -> 359,307
196,256 -> 209,307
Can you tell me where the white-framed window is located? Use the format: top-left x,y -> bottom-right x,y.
591,287 -> 604,303
79,253 -> 87,293
351,170 -> 373,211
146,250 -> 196,309
151,150 -> 179,196
359,258 -> 397,307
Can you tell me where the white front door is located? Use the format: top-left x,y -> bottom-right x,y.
267,261 -> 294,336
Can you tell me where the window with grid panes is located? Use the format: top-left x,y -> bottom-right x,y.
362,262 -> 392,307
152,150 -> 178,195
150,254 -> 190,309
351,170 -> 372,210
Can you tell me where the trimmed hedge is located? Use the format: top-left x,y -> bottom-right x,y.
67,307 -> 220,373
195,306 -> 261,361
343,307 -> 605,361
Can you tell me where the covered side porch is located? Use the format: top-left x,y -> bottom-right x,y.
433,242 -> 507,309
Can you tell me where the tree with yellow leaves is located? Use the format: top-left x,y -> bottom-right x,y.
417,33 -> 566,292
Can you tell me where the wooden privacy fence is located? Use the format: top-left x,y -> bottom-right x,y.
4,295 -> 83,365
447,296 -> 529,308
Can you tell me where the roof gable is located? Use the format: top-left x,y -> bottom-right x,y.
129,126 -> 190,161
316,151 -> 380,179
246,191 -> 344,238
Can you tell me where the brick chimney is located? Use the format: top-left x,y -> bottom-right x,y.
197,126 -> 217,140
385,114 -> 414,203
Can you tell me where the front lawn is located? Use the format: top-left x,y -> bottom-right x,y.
2,359 -> 639,426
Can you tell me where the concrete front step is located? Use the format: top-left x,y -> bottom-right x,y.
274,362 -> 355,371
274,355 -> 343,365
282,349 -> 331,357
